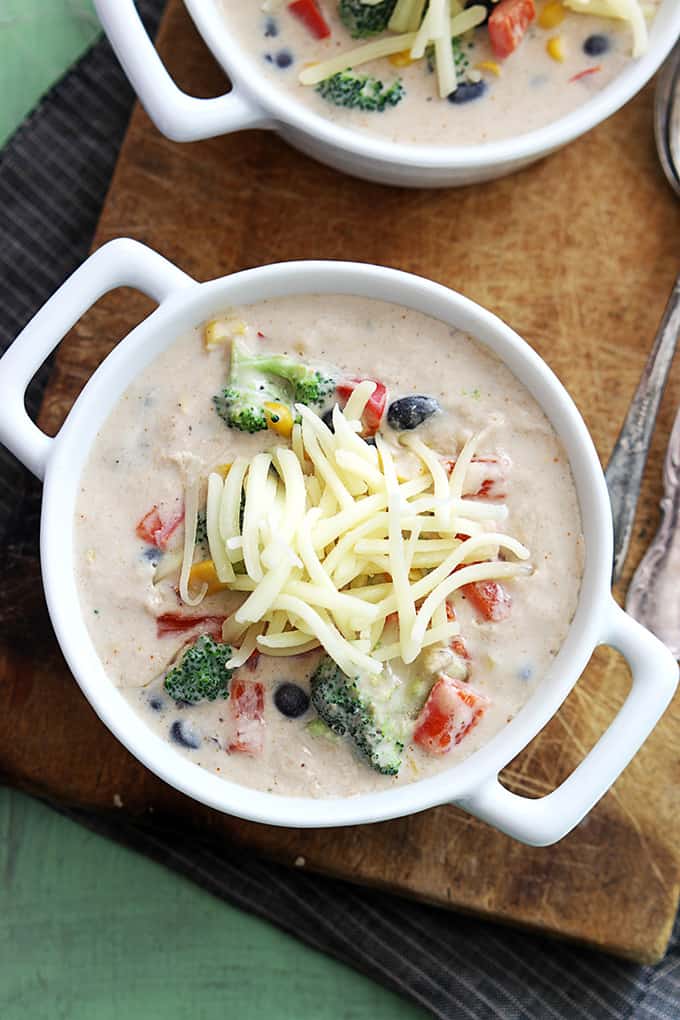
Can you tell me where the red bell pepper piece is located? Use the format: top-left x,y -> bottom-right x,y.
156,613 -> 226,640
444,454 -> 510,501
287,0 -> 331,39
414,674 -> 489,755
488,0 -> 535,59
136,505 -> 184,549
463,580 -> 512,622
336,378 -> 388,435
246,649 -> 261,672
450,637 -> 471,662
469,455 -> 510,500
569,66 -> 602,84
228,679 -> 265,754
445,602 -> 471,663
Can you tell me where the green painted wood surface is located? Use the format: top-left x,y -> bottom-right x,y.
0,1 -> 100,146
0,789 -> 426,1019
0,9 -> 426,1017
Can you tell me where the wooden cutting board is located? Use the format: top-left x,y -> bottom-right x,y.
2,0 -> 680,965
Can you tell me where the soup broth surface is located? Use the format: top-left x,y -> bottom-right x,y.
220,2 -> 658,146
75,295 -> 584,796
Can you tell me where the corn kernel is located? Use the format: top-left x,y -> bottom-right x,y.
389,49 -> 414,68
539,0 -> 566,28
546,36 -> 566,62
264,401 -> 294,438
189,559 -> 230,595
203,318 -> 247,351
475,60 -> 501,77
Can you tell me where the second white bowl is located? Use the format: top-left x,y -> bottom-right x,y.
94,0 -> 680,186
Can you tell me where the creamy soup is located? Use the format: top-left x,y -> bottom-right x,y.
74,295 -> 583,797
221,1 -> 657,146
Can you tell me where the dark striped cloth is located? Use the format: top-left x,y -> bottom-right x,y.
1,4 -> 679,1016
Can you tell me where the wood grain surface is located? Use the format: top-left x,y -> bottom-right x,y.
2,0 -> 680,965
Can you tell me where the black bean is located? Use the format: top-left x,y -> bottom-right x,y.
448,81 -> 488,105
170,719 -> 202,749
464,0 -> 494,24
275,49 -> 293,69
274,682 -> 310,719
583,34 -> 609,56
387,395 -> 441,431
148,695 -> 164,712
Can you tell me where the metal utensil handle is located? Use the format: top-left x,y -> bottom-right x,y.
654,41 -> 680,197
605,275 -> 680,581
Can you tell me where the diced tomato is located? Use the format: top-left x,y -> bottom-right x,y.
414,674 -> 489,755
488,0 -> 535,59
336,378 -> 388,435
463,580 -> 512,622
228,679 -> 265,754
156,613 -> 226,640
444,454 -> 511,501
287,0 -> 331,38
136,505 -> 184,549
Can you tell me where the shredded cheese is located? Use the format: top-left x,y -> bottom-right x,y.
298,8 -> 488,87
178,478 -> 207,607
173,401 -> 531,677
206,472 -> 235,583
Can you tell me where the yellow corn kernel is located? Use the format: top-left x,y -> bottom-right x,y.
475,60 -> 501,77
264,402 -> 294,438
546,36 -> 566,62
389,50 -> 414,68
203,318 -> 247,351
213,462 -> 232,479
539,0 -> 566,28
189,559 -> 230,596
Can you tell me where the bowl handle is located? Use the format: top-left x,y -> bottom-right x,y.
0,239 -> 195,481
459,600 -> 678,846
94,0 -> 273,142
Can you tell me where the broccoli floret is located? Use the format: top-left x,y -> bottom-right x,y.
310,656 -> 403,775
316,71 -> 405,112
164,635 -> 233,704
213,337 -> 336,432
338,0 -> 397,37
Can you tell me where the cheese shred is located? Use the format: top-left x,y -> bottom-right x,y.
174,401 -> 531,677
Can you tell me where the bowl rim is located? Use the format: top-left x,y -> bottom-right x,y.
184,0 -> 680,170
40,259 -> 612,828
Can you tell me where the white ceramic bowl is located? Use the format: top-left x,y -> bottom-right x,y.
93,0 -> 680,187
0,239 -> 676,844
